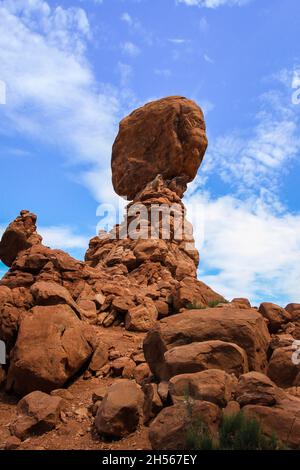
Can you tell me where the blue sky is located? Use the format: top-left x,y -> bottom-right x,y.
0,0 -> 300,305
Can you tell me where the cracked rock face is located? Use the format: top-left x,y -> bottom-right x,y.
111,96 -> 208,200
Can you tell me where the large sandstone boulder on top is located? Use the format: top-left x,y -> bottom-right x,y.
163,340 -> 248,381
112,96 -> 208,200
0,210 -> 42,267
6,304 -> 93,395
95,379 -> 144,438
144,307 -> 270,380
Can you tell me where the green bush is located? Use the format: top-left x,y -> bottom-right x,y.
185,299 -> 228,310
185,411 -> 280,450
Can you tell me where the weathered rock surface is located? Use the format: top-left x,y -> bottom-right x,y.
258,302 -> 291,333
163,340 -> 248,380
144,307 -> 270,380
149,401 -> 220,450
7,305 -> 93,395
267,346 -> 300,388
244,394 -> 300,449
10,391 -> 64,440
0,210 -> 42,267
95,380 -> 144,438
111,96 -> 208,200
235,371 -> 284,407
169,369 -> 237,407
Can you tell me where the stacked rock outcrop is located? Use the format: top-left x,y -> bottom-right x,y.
1,95 -> 300,450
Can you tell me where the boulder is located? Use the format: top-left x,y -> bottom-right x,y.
7,304 -> 93,395
144,307 -> 270,380
0,210 -> 42,267
285,304 -> 300,322
231,298 -> 251,308
163,340 -> 248,380
125,300 -> 158,332
235,372 -> 285,407
149,401 -> 221,450
173,277 -> 224,310
88,344 -> 109,372
258,302 -> 290,333
169,369 -> 237,407
134,362 -> 151,384
95,380 -> 144,438
30,280 -> 81,316
267,346 -> 300,388
111,96 -> 208,200
244,394 -> 300,449
143,383 -> 163,424
10,391 -> 64,440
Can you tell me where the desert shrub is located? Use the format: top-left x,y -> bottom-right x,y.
186,299 -> 228,310
185,410 -> 280,450
219,411 -> 278,450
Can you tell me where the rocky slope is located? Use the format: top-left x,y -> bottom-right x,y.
0,96 -> 300,450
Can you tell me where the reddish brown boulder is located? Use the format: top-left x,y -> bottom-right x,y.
0,210 -> 42,267
267,346 -> 300,388
244,394 -> 300,449
163,340 -> 248,380
149,401 -> 220,450
95,379 -> 144,438
7,305 -> 93,395
111,96 -> 208,200
169,369 -> 237,407
236,371 -> 285,407
10,391 -> 64,440
144,307 -> 270,379
231,298 -> 251,309
285,303 -> 300,322
125,299 -> 158,332
173,277 -> 225,310
143,382 -> 163,424
258,302 -> 291,333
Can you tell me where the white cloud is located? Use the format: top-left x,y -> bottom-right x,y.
199,16 -> 209,32
177,0 -> 250,7
0,0 -> 123,203
200,88 -> 300,209
40,226 -> 89,250
121,12 -> 133,26
168,38 -> 190,44
185,193 -> 300,306
121,41 -> 140,57
154,68 -> 172,77
204,53 -> 214,64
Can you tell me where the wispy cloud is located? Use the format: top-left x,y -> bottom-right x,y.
0,0 -> 125,203
176,0 -> 251,8
168,38 -> 190,44
121,41 -> 140,57
198,84 -> 300,209
184,71 -> 300,305
204,53 -> 214,64
185,193 -> 300,306
154,68 -> 172,77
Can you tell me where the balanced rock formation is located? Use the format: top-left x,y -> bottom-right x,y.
112,96 -> 208,200
1,95 -> 300,450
